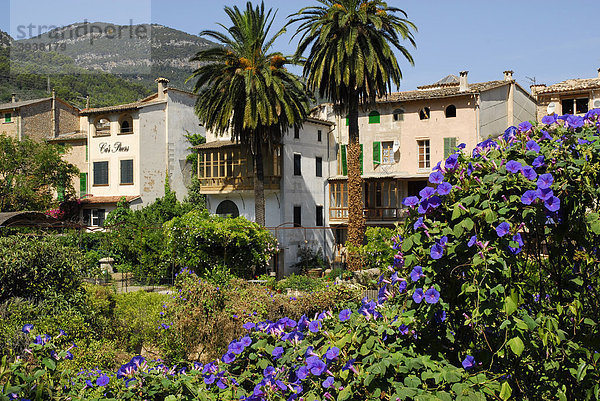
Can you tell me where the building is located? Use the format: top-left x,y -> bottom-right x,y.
326,70 -> 537,241
0,92 -> 79,142
78,78 -> 203,226
195,116 -> 336,277
531,68 -> 600,121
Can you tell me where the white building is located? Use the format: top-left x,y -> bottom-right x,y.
195,116 -> 336,277
79,78 -> 202,226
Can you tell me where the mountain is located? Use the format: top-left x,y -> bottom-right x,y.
15,22 -> 216,90
0,30 -> 11,48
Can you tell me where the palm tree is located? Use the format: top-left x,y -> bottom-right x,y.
189,2 -> 311,226
290,0 -> 416,270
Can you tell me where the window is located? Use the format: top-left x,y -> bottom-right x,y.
294,154 -> 301,176
316,205 -> 323,226
4,113 -> 11,123
393,108 -> 404,121
93,161 -> 109,186
80,173 -> 87,196
119,114 -> 133,134
83,209 -> 105,227
419,107 -> 430,120
445,105 -> 457,118
293,206 -> 301,227
562,98 -> 589,115
418,140 -> 430,169
120,159 -> 134,185
317,130 -> 322,142
294,126 -> 300,139
216,200 -> 239,217
316,157 -> 322,177
444,137 -> 457,158
407,180 -> 428,198
368,110 -> 380,124
94,117 -> 111,136
382,141 -> 394,164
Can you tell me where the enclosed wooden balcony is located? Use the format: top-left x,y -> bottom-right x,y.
195,141 -> 281,194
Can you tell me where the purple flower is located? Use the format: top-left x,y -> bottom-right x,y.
65,351 -> 73,360
342,358 -> 356,372
325,347 -> 340,361
322,376 -> 335,388
566,114 -> 584,129
217,379 -> 228,390
242,322 -> 256,331
503,126 -> 517,141
398,324 -> 409,335
541,130 -> 552,140
505,160 -> 522,173
272,346 -> 284,359
536,187 -> 553,201
435,310 -> 447,323
424,288 -> 440,304
339,309 -> 352,322
229,341 -> 244,355
430,244 -> 444,260
468,235 -> 477,247
496,222 -> 510,237
541,114 -> 557,125
428,196 -> 442,209
419,186 -> 435,199
306,356 -> 327,376
462,355 -> 476,370
22,324 -> 34,334
537,173 -> 554,190
518,121 -> 533,132
403,196 -> 419,207
308,320 -> 321,333
96,375 -> 109,387
410,265 -> 425,282
297,366 -> 309,380
429,171 -> 444,184
532,155 -> 545,168
397,279 -> 407,292
544,196 -> 561,212
204,374 -> 216,385
240,336 -> 252,347
222,352 -> 236,364
521,166 -> 537,180
526,140 -> 540,153
437,182 -> 452,196
509,233 -> 524,255
413,217 -> 425,231
413,288 -> 424,304
521,190 -> 537,205
439,236 -> 448,246
445,154 -> 459,170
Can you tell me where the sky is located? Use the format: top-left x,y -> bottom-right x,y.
1,0 -> 599,91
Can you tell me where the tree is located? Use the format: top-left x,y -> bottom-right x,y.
188,1 -> 311,226
291,0 -> 416,269
0,134 -> 79,212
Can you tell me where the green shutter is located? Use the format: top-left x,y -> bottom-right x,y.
80,173 -> 87,196
360,144 -> 364,174
373,141 -> 381,165
345,115 -> 349,126
85,144 -> 88,162
368,111 -> 380,124
4,113 -> 11,123
341,144 -> 347,175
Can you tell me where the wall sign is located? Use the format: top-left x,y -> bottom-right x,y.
99,141 -> 130,153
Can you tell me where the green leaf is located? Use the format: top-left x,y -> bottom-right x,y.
41,357 -> 56,371
507,337 -> 524,356
504,295 -> 517,316
402,237 -> 413,252
500,382 -> 512,400
338,387 -> 353,401
462,217 -> 475,231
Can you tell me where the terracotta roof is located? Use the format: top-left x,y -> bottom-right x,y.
536,78 -> 600,95
46,131 -> 87,142
80,195 -> 140,205
0,97 -> 52,110
80,99 -> 165,115
193,140 -> 239,150
378,81 -> 509,103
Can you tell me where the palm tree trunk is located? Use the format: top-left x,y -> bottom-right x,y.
253,143 -> 266,226
347,92 -> 365,271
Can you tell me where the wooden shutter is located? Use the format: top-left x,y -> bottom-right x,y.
373,141 -> 381,165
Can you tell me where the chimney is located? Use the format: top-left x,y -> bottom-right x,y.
459,71 -> 469,91
155,77 -> 169,100
597,68 -> 600,79
504,70 -> 514,81
11,93 -> 16,103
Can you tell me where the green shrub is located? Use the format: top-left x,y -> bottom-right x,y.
348,226 -> 397,270
274,274 -> 325,292
292,245 -> 329,273
0,235 -> 86,302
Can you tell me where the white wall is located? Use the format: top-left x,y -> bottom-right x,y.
139,102 -> 168,205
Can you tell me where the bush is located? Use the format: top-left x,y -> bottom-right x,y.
274,274 -> 325,292
292,245 -> 329,273
0,235 -> 86,303
348,226 -> 398,270
164,210 -> 278,278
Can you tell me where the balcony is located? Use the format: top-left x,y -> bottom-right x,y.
196,141 -> 281,194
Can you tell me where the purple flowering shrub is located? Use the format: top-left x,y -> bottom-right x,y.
398,111 -> 600,399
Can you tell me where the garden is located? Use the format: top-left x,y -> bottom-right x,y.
2,112 -> 600,400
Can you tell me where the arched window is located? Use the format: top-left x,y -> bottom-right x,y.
445,105 -> 457,118
216,200 -> 239,218
419,107 -> 430,120
119,114 -> 133,134
393,108 -> 404,121
368,110 -> 380,124
94,116 -> 111,136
